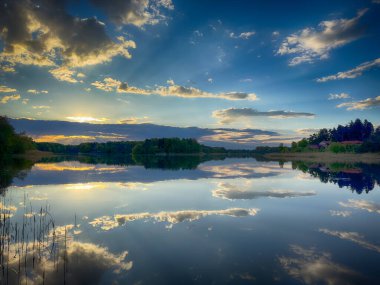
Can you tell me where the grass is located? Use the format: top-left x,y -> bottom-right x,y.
264,152 -> 380,163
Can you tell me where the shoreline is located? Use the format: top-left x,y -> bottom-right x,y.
13,150 -> 57,162
264,152 -> 380,163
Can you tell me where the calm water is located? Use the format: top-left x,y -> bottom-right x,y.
1,156 -> 380,284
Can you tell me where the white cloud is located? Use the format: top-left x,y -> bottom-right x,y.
277,9 -> 367,65
317,58 -> 380,82
230,31 -> 256,39
328,93 -> 350,100
339,199 -> 380,214
27,89 -> 49,94
337,96 -> 380,110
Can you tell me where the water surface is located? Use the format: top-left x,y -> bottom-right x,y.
1,156 -> 380,284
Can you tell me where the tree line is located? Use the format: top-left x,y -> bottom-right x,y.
0,116 -> 35,157
286,119 -> 380,153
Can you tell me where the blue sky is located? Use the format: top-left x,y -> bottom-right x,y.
0,0 -> 379,146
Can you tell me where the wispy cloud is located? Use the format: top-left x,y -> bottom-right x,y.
66,116 -> 109,123
90,208 -> 260,231
91,78 -> 258,100
32,105 -> 51,109
328,93 -> 350,100
277,9 -> 367,65
118,117 -> 150,124
317,58 -> 380,82
27,89 -> 49,94
212,182 -> 315,200
320,228 -> 380,253
90,0 -> 174,27
337,96 -> 380,110
0,85 -> 17,93
339,199 -> 380,214
230,31 -> 256,39
329,210 -> 352,217
279,245 -> 363,285
0,94 -> 21,104
213,108 -> 315,123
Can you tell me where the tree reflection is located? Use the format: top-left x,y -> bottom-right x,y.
292,161 -> 380,194
0,157 -> 33,194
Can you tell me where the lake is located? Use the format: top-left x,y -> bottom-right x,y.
1,156 -> 380,284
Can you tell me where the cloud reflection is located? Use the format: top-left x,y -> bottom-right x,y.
339,199 -> 380,215
279,245 -> 363,285
90,208 -> 260,231
212,182 -> 315,200
320,228 -> 380,254
4,241 -> 132,285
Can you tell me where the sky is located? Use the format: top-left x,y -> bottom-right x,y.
0,0 -> 380,147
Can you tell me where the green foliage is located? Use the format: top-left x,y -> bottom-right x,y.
328,143 -> 359,153
0,116 -> 35,156
297,139 -> 308,148
132,138 -> 202,155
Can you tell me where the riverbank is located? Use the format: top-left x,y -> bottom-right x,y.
13,150 -> 56,162
264,152 -> 380,163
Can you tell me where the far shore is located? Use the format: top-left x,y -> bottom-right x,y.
13,150 -> 56,162
264,152 -> 380,163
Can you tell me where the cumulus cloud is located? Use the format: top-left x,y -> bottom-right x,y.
90,0 -> 173,27
0,0 -> 136,76
117,82 -> 152,95
320,228 -> 380,253
213,108 -> 315,123
230,31 -> 256,39
277,9 -> 367,65
27,89 -> 48,94
212,182 -> 315,200
279,245 -> 363,285
0,85 -> 17,92
328,93 -> 350,100
49,66 -> 83,83
337,96 -> 380,110
0,94 -> 21,104
317,58 -> 380,82
91,77 -> 121,92
90,208 -> 259,230
91,78 -> 257,100
339,199 -> 380,214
